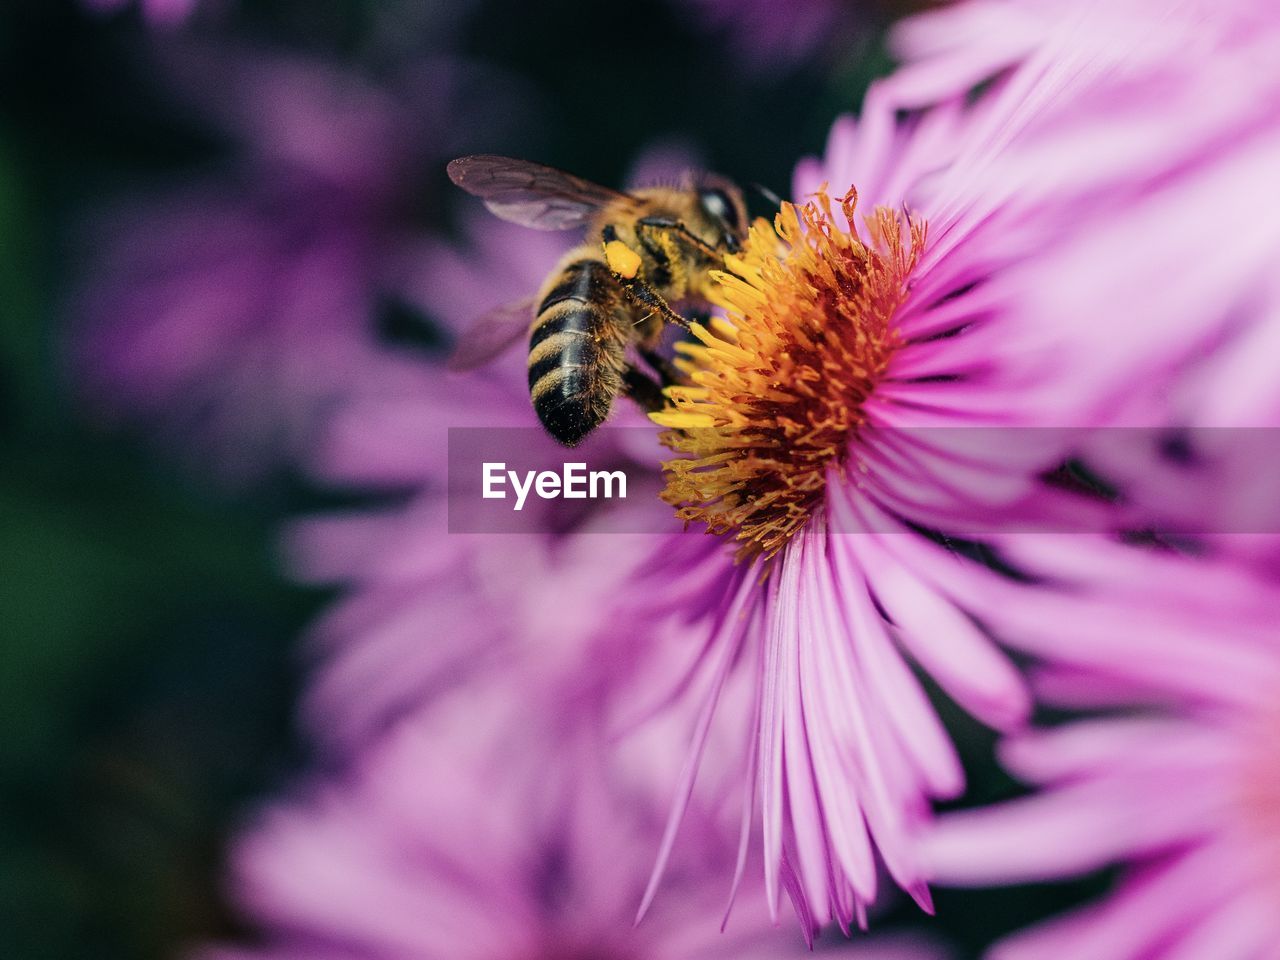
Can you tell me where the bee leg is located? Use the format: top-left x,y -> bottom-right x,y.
617,276 -> 691,329
600,225 -> 691,329
621,364 -> 667,413
639,347 -> 682,388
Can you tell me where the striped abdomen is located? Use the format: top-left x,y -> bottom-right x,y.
528,256 -> 627,447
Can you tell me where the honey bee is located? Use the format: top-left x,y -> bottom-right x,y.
446,155 -> 748,446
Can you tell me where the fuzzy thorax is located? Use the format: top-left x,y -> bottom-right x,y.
650,188 -> 925,559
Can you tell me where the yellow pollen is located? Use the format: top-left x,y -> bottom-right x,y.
650,187 -> 926,560
604,239 -> 642,279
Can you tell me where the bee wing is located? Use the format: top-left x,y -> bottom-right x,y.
447,155 -> 632,230
446,296 -> 538,372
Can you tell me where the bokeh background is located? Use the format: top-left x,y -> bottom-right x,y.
1,2 -> 1103,958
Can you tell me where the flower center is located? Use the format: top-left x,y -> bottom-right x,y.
650,187 -> 925,559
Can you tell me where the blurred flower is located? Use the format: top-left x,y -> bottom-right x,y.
75,178 -> 414,486
922,544 -> 1280,960
196,669 -> 948,960
288,488 -> 667,758
69,46 -> 536,487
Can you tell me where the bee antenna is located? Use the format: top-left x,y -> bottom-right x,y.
751,182 -> 784,211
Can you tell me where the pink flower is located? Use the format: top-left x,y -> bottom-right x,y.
921,543 -> 1280,960
536,0 -> 1280,933
886,0 -> 1280,580
196,670 -> 948,960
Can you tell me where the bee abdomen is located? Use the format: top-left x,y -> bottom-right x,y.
527,258 -> 625,447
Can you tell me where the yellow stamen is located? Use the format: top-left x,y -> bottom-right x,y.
650,187 -> 926,560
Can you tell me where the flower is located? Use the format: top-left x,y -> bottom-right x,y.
920,543 -> 1280,960
195,670 -> 949,960
565,0 -> 1280,933
653,189 -> 925,558
885,0 -> 1280,581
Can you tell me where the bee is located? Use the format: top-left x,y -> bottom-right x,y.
446,155 -> 748,446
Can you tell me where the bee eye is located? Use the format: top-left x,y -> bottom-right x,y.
700,188 -> 740,231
